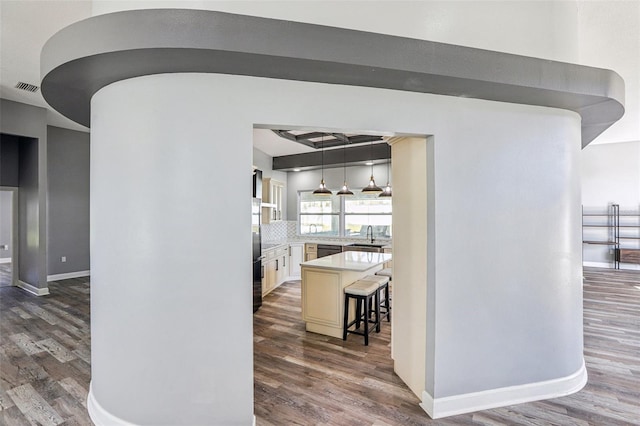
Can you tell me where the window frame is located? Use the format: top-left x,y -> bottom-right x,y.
297,189 -> 392,239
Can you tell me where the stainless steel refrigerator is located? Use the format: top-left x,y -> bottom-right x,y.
252,197 -> 262,313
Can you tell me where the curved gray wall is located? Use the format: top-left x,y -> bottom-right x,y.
38,8 -> 608,422
429,107 -> 584,398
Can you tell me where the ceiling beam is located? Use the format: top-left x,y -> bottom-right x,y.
272,143 -> 390,171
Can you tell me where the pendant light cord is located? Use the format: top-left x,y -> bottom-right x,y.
343,141 -> 347,181
321,135 -> 325,180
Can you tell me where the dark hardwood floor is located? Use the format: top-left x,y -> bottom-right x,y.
1,268 -> 638,425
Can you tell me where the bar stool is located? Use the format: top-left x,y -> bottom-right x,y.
375,268 -> 392,320
360,275 -> 390,323
343,280 -> 380,345
375,268 -> 392,279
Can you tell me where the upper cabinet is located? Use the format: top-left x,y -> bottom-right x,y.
262,178 -> 285,223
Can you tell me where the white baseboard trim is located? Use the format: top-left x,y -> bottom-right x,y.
583,261 -> 640,271
583,261 -> 615,269
89,382 -> 256,425
88,383 -> 137,426
17,280 -> 50,296
0,257 -> 11,264
420,359 -> 587,419
47,270 -> 90,282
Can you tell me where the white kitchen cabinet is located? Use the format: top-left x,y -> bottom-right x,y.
275,246 -> 287,285
261,178 -> 285,224
305,243 -> 317,261
288,243 -> 304,279
263,258 -> 277,296
263,245 -> 289,296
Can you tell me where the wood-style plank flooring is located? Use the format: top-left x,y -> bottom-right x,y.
0,263 -> 12,288
0,277 -> 92,425
254,268 -> 640,425
1,268 -> 638,425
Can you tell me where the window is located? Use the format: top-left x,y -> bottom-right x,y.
299,191 -> 340,236
299,191 -> 392,239
344,197 -> 392,238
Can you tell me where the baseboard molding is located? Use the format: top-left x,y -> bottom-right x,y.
88,383 -> 137,426
47,270 -> 90,282
17,280 -> 50,296
89,382 -> 255,425
0,257 -> 11,264
420,359 -> 587,419
583,261 -> 640,271
583,261 -> 615,269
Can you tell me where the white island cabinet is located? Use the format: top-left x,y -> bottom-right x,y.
301,252 -> 392,338
288,243 -> 304,279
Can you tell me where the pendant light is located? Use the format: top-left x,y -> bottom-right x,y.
379,143 -> 392,197
313,134 -> 333,195
362,141 -> 382,193
336,140 -> 354,196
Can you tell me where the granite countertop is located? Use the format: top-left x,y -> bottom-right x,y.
300,251 -> 392,271
262,239 -> 392,253
262,242 -> 287,251
292,238 -> 391,246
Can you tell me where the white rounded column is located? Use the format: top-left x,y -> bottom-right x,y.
87,74 -> 254,425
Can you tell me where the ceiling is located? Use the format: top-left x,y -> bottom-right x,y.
1,1 -> 638,158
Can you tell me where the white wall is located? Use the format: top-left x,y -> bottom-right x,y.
82,2 -> 590,422
429,102 -> 583,401
88,71 -> 584,423
92,1 -> 639,147
90,75 -> 255,425
93,1 -> 579,62
582,141 -> 640,269
582,141 -> 640,207
577,1 -> 639,144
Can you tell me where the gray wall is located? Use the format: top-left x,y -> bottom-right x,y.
1,134 -> 20,186
0,99 -> 48,290
253,146 -> 287,219
0,191 -> 12,259
47,126 -> 90,275
286,162 -> 389,219
18,137 -> 40,285
0,133 -> 19,261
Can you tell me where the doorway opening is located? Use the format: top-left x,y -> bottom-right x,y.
252,125 -> 430,423
0,188 -> 18,288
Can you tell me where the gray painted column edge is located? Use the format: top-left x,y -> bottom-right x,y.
41,8 -> 625,148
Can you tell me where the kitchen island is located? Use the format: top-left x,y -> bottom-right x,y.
301,251 -> 392,338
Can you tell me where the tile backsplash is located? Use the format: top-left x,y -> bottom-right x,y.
261,221 -> 293,243
262,220 -> 391,245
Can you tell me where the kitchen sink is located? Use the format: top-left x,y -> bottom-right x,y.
344,243 -> 388,253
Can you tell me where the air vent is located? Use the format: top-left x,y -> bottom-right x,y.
15,82 -> 39,93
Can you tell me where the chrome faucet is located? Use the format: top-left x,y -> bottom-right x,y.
366,225 -> 375,244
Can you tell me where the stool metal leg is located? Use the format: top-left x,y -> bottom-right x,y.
363,296 -> 369,346
385,286 -> 391,322
375,289 -> 381,333
342,294 -> 350,341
